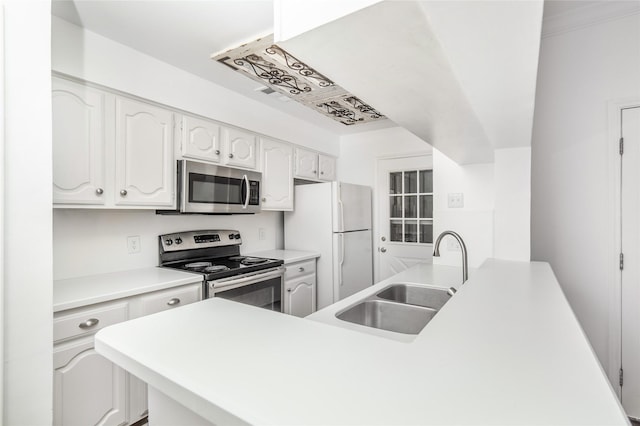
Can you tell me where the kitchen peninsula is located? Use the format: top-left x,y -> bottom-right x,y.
95,260 -> 628,425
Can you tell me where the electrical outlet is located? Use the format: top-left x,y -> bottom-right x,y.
258,228 -> 266,241
448,193 -> 464,208
127,236 -> 141,254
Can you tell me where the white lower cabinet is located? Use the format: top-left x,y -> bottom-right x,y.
54,338 -> 127,426
284,259 -> 317,317
53,282 -> 202,426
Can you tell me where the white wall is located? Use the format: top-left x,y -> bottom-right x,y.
432,149 -> 495,269
3,1 -> 53,424
531,11 -> 640,376
53,210 -> 283,280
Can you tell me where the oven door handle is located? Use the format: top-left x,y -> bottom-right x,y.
210,267 -> 284,291
242,174 -> 250,209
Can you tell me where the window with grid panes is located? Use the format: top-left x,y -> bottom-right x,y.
389,169 -> 433,244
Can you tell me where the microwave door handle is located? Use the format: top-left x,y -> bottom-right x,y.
242,175 -> 250,209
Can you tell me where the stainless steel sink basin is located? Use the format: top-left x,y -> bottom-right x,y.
335,300 -> 437,334
376,284 -> 451,310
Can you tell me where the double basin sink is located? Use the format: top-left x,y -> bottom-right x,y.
335,283 -> 452,335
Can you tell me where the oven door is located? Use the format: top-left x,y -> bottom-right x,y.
208,267 -> 284,312
181,160 -> 261,214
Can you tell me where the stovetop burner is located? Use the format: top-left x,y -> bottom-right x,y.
203,265 -> 230,273
184,262 -> 212,270
240,257 -> 269,265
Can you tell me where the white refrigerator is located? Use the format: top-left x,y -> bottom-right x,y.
284,182 -> 373,309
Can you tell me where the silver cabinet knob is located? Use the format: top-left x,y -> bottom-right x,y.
262,197 -> 266,202
321,171 -> 324,175
287,288 -> 292,293
228,153 -> 234,158
79,318 -> 99,329
312,170 -> 316,173
381,236 -> 386,241
215,149 -> 221,155
298,267 -> 305,272
120,189 -> 127,196
167,298 -> 181,306
380,247 -> 387,253
95,188 -> 104,195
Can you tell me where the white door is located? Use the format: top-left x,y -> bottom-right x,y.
318,154 -> 336,181
52,78 -> 106,205
332,230 -> 373,302
285,276 -> 316,317
180,114 -> 221,163
294,148 -> 318,180
222,127 -> 257,169
376,155 -> 433,282
261,138 -> 294,211
621,106 -> 640,417
114,97 -> 175,207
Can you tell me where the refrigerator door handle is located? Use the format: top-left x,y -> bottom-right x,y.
339,233 -> 345,286
337,198 -> 345,232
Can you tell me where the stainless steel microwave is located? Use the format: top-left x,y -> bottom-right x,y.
159,160 -> 261,214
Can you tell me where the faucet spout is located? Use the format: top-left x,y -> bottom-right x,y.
433,230 -> 468,285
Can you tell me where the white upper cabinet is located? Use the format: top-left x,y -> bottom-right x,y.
114,96 -> 175,207
294,148 -> 336,181
222,126 -> 258,169
294,148 -> 319,180
53,76 -> 175,209
318,154 -> 336,181
261,138 -> 294,211
180,115 -> 221,163
52,77 -> 106,205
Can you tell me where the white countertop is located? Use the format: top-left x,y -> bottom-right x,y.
95,260 -> 629,425
245,249 -> 320,264
54,267 -> 203,312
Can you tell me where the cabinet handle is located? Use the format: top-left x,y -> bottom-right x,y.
167,298 -> 181,306
298,267 -> 305,272
228,153 -> 234,159
215,149 -> 221,155
79,318 -> 99,329
320,171 -> 324,175
312,170 -> 316,173
262,197 -> 266,202
120,189 -> 127,196
95,188 -> 104,195
287,288 -> 292,293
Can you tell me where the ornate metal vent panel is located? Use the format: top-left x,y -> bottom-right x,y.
213,34 -> 386,126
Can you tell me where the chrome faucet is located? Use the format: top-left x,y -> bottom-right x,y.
433,230 -> 468,295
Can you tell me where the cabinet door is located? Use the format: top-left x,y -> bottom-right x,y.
222,127 -> 257,169
261,138 -> 294,211
318,154 -> 336,181
285,274 -> 316,317
53,339 -> 126,426
52,78 -> 106,205
180,115 -> 221,163
294,148 -> 318,180
115,97 -> 175,207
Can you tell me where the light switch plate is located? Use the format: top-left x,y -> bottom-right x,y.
448,193 -> 464,208
258,228 -> 266,241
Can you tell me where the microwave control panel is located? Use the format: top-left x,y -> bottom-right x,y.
249,181 -> 260,205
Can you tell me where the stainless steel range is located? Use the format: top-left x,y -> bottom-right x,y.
159,230 -> 284,312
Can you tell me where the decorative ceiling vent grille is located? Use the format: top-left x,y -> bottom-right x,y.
212,35 -> 386,126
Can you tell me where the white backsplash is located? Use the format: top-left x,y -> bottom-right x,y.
53,209 -> 284,280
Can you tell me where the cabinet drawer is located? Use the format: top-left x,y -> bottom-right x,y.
285,260 -> 316,280
139,283 -> 202,316
54,302 -> 128,343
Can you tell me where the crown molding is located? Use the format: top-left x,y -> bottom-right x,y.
542,1 -> 640,38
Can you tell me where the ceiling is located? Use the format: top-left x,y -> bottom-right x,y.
50,0 -> 396,135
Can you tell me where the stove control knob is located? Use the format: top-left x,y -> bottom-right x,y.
175,237 -> 183,245
234,233 -> 241,240
165,238 -> 173,246
229,234 -> 235,240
